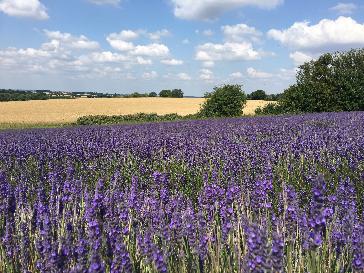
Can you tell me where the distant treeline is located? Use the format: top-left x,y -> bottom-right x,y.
0,90 -> 50,101
0,88 -> 280,102
0,89 -> 185,102
0,89 -> 117,102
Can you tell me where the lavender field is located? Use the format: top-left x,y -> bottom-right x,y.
0,112 -> 364,272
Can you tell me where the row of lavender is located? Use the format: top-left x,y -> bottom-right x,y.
0,112 -> 364,272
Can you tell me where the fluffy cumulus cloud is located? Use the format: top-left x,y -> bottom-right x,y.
132,44 -> 169,57
268,16 -> 364,66
107,29 -> 170,44
136,57 -> 152,65
177,72 -> 192,80
108,30 -> 139,41
148,29 -> 170,40
87,0 -> 121,6
171,0 -> 283,20
0,0 -> 48,19
230,72 -> 243,79
0,47 -> 49,60
82,51 -> 127,63
107,39 -> 135,52
289,51 -> 314,66
142,71 -> 158,80
199,68 -> 214,81
246,67 -> 273,78
222,24 -> 262,42
0,46 -> 77,74
196,42 -> 262,62
44,30 -> 100,50
107,29 -> 171,57
202,61 -> 215,68
330,3 -> 357,15
0,29 -> 169,80
161,58 -> 183,65
268,16 -> 364,52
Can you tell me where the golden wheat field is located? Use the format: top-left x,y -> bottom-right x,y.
0,98 -> 272,125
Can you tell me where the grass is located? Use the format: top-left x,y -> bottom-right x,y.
0,98 -> 272,127
0,122 -> 71,130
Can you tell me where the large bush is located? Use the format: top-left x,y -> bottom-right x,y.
257,48 -> 364,115
199,84 -> 247,117
248,89 -> 267,100
159,89 -> 184,98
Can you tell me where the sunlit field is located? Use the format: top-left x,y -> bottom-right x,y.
0,98 -> 271,125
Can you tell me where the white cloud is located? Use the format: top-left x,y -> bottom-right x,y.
222,23 -> 262,42
44,30 -> 99,50
107,39 -> 135,51
148,29 -> 170,40
87,51 -> 127,63
0,46 -> 73,74
161,58 -> 183,65
107,31 -> 170,57
142,71 -> 158,80
87,0 -> 121,6
77,51 -> 153,69
196,42 -> 262,62
106,31 -> 137,51
289,51 -> 314,65
107,29 -> 171,50
268,16 -> 364,52
177,72 -> 192,80
182,39 -> 190,44
230,72 -> 243,78
0,0 -> 48,19
330,3 -> 357,15
171,0 -> 283,20
0,47 -> 50,59
0,28 -> 157,79
202,29 -> 214,36
202,61 -> 215,67
132,43 -> 169,57
199,68 -> 214,81
247,67 -> 273,78
136,56 -> 152,65
108,30 -> 139,41
41,40 -> 61,52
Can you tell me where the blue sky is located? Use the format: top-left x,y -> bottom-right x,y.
0,0 -> 364,95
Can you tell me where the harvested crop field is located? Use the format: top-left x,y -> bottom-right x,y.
0,98 -> 271,125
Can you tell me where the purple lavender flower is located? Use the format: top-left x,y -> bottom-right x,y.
307,174 -> 332,249
111,240 -> 132,273
271,232 -> 284,272
244,223 -> 271,272
89,252 -> 105,273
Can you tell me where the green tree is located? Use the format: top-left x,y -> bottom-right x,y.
171,89 -> 184,98
199,84 -> 247,117
257,48 -> 364,115
149,92 -> 158,97
288,49 -> 364,112
249,90 -> 267,100
203,92 -> 212,98
159,90 -> 172,97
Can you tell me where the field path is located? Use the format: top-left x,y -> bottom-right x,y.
0,98 -> 271,124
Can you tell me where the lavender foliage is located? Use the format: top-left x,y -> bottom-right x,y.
0,112 -> 363,272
